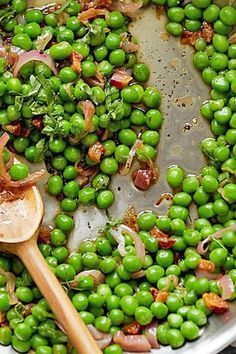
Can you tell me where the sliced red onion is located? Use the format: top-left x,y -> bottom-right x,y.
110,0 -> 142,15
197,224 -> 236,255
13,50 -> 57,77
87,324 -> 107,340
119,139 -> 143,176
218,274 -> 235,300
195,268 -> 222,280
77,270 -> 105,286
144,321 -> 160,349
110,224 -> 145,264
97,334 -> 112,349
4,150 -> 14,170
132,270 -> 146,279
121,41 -> 140,53
162,275 -> 179,292
110,227 -> 127,257
0,268 -> 18,305
79,8 -> 109,22
113,331 -> 151,352
36,31 -> 53,51
87,325 -> 112,349
229,32 -> 236,44
26,0 -> 64,9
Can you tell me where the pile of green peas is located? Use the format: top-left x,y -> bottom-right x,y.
1,207 -> 236,353
0,0 -> 163,212
1,0 -> 236,353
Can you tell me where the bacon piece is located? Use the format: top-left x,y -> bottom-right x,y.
78,8 -> 108,22
3,123 -> 30,137
150,227 -> 175,249
156,291 -> 169,303
149,287 -> 168,303
181,21 -> 213,46
76,163 -> 98,187
81,100 -> 95,132
203,293 -> 229,315
0,49 -> 19,67
201,22 -> 214,43
198,259 -> 215,273
88,142 -> 105,163
84,72 -> 105,88
38,224 -> 52,244
32,118 -> 43,131
110,69 -> 133,89
0,312 -> 8,327
123,206 -> 139,232
123,321 -> 142,335
132,169 -> 154,191
70,51 -> 83,74
150,287 -> 158,300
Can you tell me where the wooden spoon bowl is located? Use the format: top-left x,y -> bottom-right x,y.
0,183 -> 101,354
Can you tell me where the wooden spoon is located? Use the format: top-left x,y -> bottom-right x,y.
0,184 -> 101,354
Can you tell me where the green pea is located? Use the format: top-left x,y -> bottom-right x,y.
137,212 -> 156,230
193,51 -> 209,71
166,22 -> 183,37
50,41 -> 72,60
95,316 -> 111,333
209,248 -> 228,267
166,165 -> 184,188
166,329 -> 185,349
55,214 -> 74,233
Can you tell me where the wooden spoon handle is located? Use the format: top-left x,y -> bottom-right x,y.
15,238 -> 101,354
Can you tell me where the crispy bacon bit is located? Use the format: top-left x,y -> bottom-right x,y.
201,22 -> 214,43
81,100 -> 95,132
80,0 -> 112,10
181,21 -> 213,46
32,118 -> 43,131
123,206 -> 139,232
3,123 -> 30,137
0,312 -> 8,327
0,49 -> 19,67
75,163 -> 98,187
150,287 -> 158,299
38,224 -> 52,244
150,227 -> 175,249
132,168 -> 155,191
150,287 -> 168,302
198,259 -> 215,273
203,293 -> 229,315
123,321 -> 142,335
78,8 -> 108,22
181,30 -> 200,46
70,51 -> 83,74
88,142 -> 105,163
110,69 -> 133,89
84,72 -> 105,88
156,291 -> 169,303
